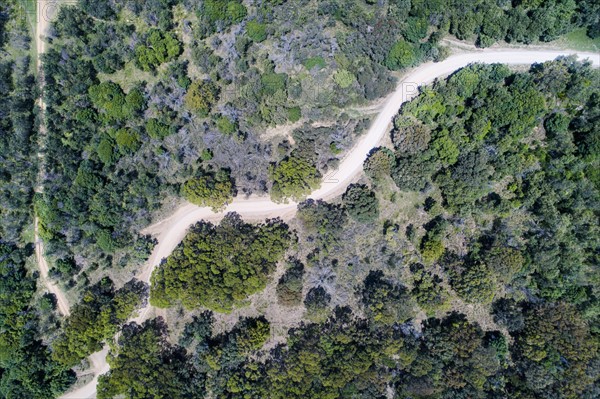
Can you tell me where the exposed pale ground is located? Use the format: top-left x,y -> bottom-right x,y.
30,4 -> 598,394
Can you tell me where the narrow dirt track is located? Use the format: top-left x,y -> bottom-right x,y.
55,42 -> 598,399
34,1 -> 71,318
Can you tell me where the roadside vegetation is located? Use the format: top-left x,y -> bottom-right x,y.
0,0 -> 599,396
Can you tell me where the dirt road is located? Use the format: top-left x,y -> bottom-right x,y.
140,49 -> 600,292
58,48 -> 598,398
34,1 -> 71,317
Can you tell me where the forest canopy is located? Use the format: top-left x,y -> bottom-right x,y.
150,213 -> 291,313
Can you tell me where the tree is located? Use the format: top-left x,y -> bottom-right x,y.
182,168 -> 234,211
52,278 -> 147,367
150,214 -> 291,313
97,318 -> 201,399
134,30 -> 182,71
304,286 -> 331,323
364,147 -> 394,182
145,119 -> 173,139
269,154 -> 321,202
276,259 -> 305,306
361,270 -> 414,324
410,263 -> 451,314
246,20 -> 267,42
185,80 -> 219,117
385,40 -> 417,70
509,303 -> 599,397
342,183 -> 379,223
491,298 -> 524,332
234,317 -> 270,352
333,69 -> 356,88
392,118 -> 431,154
483,245 -> 524,284
446,259 -> 497,304
88,82 -> 146,121
297,199 -> 347,250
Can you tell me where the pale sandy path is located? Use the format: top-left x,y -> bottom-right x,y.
34,218 -> 71,316
140,49 -> 600,293
60,49 -> 598,398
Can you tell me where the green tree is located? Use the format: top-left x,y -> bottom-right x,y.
333,69 -> 356,88
234,317 -> 270,352
150,214 -> 291,313
97,318 -> 201,399
385,40 -> 417,70
182,168 -> 234,211
364,147 -> 394,182
410,263 -> 451,314
269,154 -> 321,202
304,286 -> 331,323
276,259 -> 305,306
185,80 -> 220,117
246,20 -> 267,42
342,183 -> 379,223
361,270 -> 414,324
134,29 -> 182,71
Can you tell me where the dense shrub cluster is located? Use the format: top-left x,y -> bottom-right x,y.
150,213 -> 291,312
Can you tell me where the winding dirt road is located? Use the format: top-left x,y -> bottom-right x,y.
139,49 -> 600,290
56,42 -> 598,399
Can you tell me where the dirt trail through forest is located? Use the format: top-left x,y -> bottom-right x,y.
53,33 -> 598,398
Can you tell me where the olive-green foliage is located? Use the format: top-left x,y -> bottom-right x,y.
287,106 -> 301,122
509,303 -> 599,397
0,242 -> 75,398
387,59 -> 600,310
483,245 -> 524,284
260,72 -> 287,96
222,308 -> 400,398
392,117 -> 431,154
342,183 -> 379,223
185,80 -> 220,117
333,69 -> 356,88
97,138 -> 116,165
134,29 -> 182,71
52,278 -> 148,367
234,317 -> 270,352
182,168 -> 234,211
303,56 -> 326,70
297,199 -> 347,251
215,115 -> 237,134
197,0 -> 248,38
410,263 -> 451,314
276,259 -> 305,307
444,255 -> 497,304
397,312 -> 502,396
269,153 -> 321,202
385,40 -> 418,70
246,20 -> 267,42
361,270 -> 414,324
363,147 -> 394,182
0,54 -> 37,242
420,237 -> 445,263
145,118 -> 173,140
304,286 -> 331,323
114,128 -> 140,154
88,82 -> 145,121
97,318 -> 202,399
150,214 -> 291,313
420,217 -> 448,264
222,309 -> 504,399
179,311 -> 214,348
